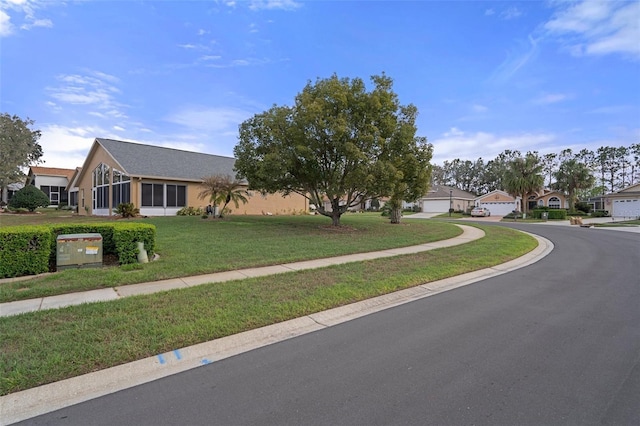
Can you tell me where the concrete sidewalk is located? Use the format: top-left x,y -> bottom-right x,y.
1,224 -> 485,317
0,227 -> 554,424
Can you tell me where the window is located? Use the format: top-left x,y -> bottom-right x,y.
92,163 -> 111,209
142,183 -> 186,207
111,169 -> 130,208
166,184 -> 186,207
142,183 -> 165,207
548,197 -> 561,209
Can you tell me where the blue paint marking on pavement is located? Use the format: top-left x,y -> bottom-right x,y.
157,354 -> 166,365
201,358 -> 212,365
173,349 -> 182,360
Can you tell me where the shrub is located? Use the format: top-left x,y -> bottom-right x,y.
591,210 -> 609,217
177,206 -> 205,216
575,202 -> 592,213
112,223 -> 156,264
8,186 -> 50,211
531,208 -> 566,220
0,226 -> 52,278
115,202 -> 140,218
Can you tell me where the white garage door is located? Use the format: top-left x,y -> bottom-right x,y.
479,202 -> 516,216
612,199 -> 640,218
422,200 -> 451,212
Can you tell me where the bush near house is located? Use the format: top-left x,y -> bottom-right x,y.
0,226 -> 52,278
531,208 -> 567,220
0,223 -> 156,278
7,186 -> 50,212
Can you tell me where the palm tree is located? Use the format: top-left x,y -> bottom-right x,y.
552,158 -> 595,211
219,178 -> 249,217
198,174 -> 249,218
503,152 -> 544,214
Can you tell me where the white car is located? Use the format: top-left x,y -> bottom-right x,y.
471,207 -> 491,217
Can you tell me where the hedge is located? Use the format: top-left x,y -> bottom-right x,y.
0,223 -> 156,279
0,226 -> 52,278
531,209 -> 567,220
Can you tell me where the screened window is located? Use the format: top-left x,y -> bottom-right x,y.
548,197 -> 561,209
92,163 -> 111,209
142,183 -> 165,207
166,184 -> 186,207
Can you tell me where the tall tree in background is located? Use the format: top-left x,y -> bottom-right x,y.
503,152 -> 544,214
552,157 -> 595,211
234,74 -> 431,226
0,113 -> 43,195
541,152 -> 558,188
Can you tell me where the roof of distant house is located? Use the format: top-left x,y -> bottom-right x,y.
422,185 -> 476,199
28,166 -> 76,181
95,138 -> 238,181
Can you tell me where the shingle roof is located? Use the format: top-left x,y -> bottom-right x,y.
422,185 -> 476,200
29,166 -> 76,181
96,138 -> 237,181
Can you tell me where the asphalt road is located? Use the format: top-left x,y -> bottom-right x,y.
19,224 -> 640,426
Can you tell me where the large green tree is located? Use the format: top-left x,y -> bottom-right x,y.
552,157 -> 596,211
0,113 -> 43,194
503,152 -> 544,214
234,74 -> 432,226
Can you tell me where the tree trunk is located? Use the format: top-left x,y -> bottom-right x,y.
331,212 -> 341,226
390,207 -> 402,224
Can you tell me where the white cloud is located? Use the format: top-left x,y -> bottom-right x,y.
544,1 -> 640,59
489,35 -> 540,83
0,9 -> 13,36
484,9 -> 495,16
38,124 -> 106,168
248,0 -> 301,11
472,104 -> 488,113
533,93 -> 572,105
0,0 -> 55,36
165,106 -> 252,133
431,127 -> 556,163
113,125 -> 125,131
46,71 -> 127,117
502,7 -> 522,20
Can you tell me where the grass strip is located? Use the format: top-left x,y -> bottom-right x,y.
0,214 -> 460,303
0,225 -> 536,395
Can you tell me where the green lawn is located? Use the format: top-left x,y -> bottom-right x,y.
1,211 -> 462,302
0,225 -> 536,395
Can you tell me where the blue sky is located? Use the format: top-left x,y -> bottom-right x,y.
1,0 -> 639,169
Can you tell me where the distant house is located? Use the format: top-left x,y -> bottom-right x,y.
530,189 -> 568,211
474,190 -> 520,216
419,185 -> 476,213
26,166 -> 76,207
605,183 -> 640,219
74,138 -> 308,216
1,182 -> 24,205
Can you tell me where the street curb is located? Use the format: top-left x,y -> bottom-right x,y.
0,230 -> 552,425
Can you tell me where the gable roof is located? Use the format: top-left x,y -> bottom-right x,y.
421,185 -> 476,200
28,166 -> 76,181
475,189 -> 517,202
95,138 -> 237,181
607,183 -> 640,197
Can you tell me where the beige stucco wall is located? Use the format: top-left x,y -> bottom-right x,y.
537,192 -> 567,208
76,144 -> 115,215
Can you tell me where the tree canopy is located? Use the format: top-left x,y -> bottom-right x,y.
0,113 -> 43,190
503,152 -> 544,213
552,156 -> 595,211
234,74 -> 432,226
